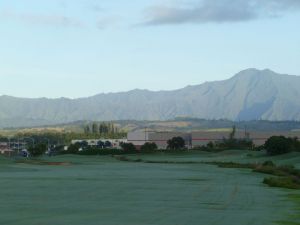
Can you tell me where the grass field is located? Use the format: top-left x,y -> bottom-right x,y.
0,151 -> 299,225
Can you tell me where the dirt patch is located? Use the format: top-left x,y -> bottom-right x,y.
16,160 -> 72,166
43,162 -> 72,166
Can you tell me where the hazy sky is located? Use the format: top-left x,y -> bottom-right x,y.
0,0 -> 299,98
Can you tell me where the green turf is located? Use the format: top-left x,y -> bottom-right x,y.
0,152 -> 299,225
124,150 -> 300,168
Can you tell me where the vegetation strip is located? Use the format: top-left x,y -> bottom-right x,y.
113,155 -> 202,164
15,159 -> 72,166
114,156 -> 300,190
207,161 -> 300,190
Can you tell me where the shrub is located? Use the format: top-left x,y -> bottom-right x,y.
207,141 -> 214,149
66,143 -> 81,154
121,143 -> 136,152
264,136 -> 293,155
263,177 -> 300,189
253,145 -> 265,151
28,143 -> 47,157
140,142 -> 158,152
262,161 -> 275,167
167,137 -> 185,150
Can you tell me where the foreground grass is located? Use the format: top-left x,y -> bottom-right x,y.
114,153 -> 300,190
1,154 -> 293,225
276,193 -> 300,225
205,161 -> 300,190
1,152 -> 300,224
114,152 -> 300,224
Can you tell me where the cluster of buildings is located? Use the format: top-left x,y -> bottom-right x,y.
71,139 -> 127,149
70,129 -> 300,150
1,129 -> 300,156
127,130 -> 300,149
71,130 -> 300,150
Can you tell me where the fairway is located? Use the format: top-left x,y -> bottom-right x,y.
0,153 -> 299,225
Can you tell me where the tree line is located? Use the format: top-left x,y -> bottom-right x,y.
84,122 -> 125,137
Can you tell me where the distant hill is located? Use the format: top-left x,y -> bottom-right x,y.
1,68 -> 300,128
110,118 -> 300,133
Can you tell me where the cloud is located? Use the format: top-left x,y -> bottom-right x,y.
89,5 -> 103,12
96,16 -> 120,29
0,10 -> 85,28
142,0 -> 300,25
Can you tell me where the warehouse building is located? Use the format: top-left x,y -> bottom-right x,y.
192,130 -> 300,147
191,130 -> 249,147
128,130 -> 300,149
127,130 -> 191,149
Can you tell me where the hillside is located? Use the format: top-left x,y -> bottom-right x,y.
1,68 -> 300,128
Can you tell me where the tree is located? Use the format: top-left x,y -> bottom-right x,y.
141,142 -> 158,151
28,143 -> 47,157
217,125 -> 253,150
84,125 -> 91,134
290,137 -> 300,152
104,141 -> 112,148
67,143 -> 81,154
207,141 -> 214,149
265,136 -> 293,155
92,123 -> 99,134
229,125 -> 236,140
121,143 -> 136,152
167,137 -> 185,150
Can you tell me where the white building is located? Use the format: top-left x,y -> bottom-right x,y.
0,142 -> 14,156
71,139 -> 127,149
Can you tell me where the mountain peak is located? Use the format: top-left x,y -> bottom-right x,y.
232,68 -> 277,80
239,68 -> 275,74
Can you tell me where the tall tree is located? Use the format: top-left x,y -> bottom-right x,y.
167,137 -> 185,150
92,123 -> 98,134
84,125 -> 91,134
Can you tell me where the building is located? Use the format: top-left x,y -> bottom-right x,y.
245,131 -> 300,146
71,139 -> 127,149
191,130 -> 300,147
127,130 -> 152,148
0,142 -> 14,157
128,130 -> 300,149
127,130 -> 191,149
191,130 -> 248,147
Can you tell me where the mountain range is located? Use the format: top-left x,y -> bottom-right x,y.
1,68 -> 300,128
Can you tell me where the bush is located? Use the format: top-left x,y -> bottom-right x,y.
264,136 -> 294,155
263,177 -> 300,189
66,143 -> 81,154
28,143 -> 47,157
262,161 -> 275,167
207,141 -> 214,149
253,145 -> 265,151
167,137 -> 185,150
121,143 -> 136,152
140,142 -> 158,152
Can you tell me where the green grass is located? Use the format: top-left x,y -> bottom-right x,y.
276,193 -> 300,225
263,177 -> 300,189
0,152 -> 299,225
205,161 -> 256,169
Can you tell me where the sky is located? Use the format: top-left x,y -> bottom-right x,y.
0,0 -> 300,98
